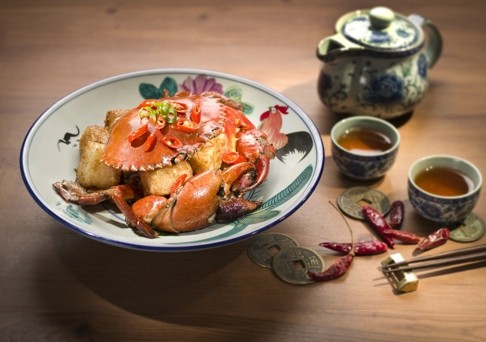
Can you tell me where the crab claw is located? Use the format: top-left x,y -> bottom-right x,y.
216,197 -> 262,223
221,162 -> 255,198
149,170 -> 222,233
234,155 -> 271,194
233,129 -> 275,194
131,164 -> 262,233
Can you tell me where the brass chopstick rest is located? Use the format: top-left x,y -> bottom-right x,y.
380,245 -> 486,292
381,253 -> 419,293
381,244 -> 486,273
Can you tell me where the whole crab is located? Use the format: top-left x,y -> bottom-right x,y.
53,92 -> 275,238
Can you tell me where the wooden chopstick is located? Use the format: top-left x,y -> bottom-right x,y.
380,244 -> 486,273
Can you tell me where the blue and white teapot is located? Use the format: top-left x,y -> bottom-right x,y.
317,7 -> 442,119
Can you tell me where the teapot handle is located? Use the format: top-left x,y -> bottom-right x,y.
408,14 -> 443,68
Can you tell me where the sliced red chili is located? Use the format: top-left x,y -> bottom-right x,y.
173,118 -> 199,133
155,116 -> 166,129
170,174 -> 188,194
137,99 -> 159,110
222,151 -> 246,165
161,136 -> 182,149
143,132 -> 157,152
190,104 -> 201,123
127,124 -> 149,144
169,101 -> 189,113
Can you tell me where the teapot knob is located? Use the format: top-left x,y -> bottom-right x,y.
369,6 -> 395,29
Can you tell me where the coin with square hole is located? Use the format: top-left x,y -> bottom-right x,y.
449,213 -> 485,242
337,186 -> 390,220
247,233 -> 299,268
272,246 -> 324,285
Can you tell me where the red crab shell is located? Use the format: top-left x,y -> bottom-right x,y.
102,94 -> 252,172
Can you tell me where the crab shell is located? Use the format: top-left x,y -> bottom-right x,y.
102,94 -> 253,172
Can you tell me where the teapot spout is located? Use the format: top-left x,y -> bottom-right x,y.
316,34 -> 364,62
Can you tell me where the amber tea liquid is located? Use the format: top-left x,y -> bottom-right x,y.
337,128 -> 393,155
414,166 -> 473,196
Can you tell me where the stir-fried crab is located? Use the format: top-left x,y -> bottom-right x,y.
53,92 -> 275,238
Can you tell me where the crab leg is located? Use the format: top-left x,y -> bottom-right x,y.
53,180 -> 136,205
111,190 -> 157,238
53,180 -> 156,238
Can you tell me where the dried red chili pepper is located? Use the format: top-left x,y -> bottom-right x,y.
310,201 -> 356,282
383,229 -> 420,244
416,227 -> 450,252
389,200 -> 404,229
362,206 -> 395,248
308,254 -> 355,282
319,241 -> 388,256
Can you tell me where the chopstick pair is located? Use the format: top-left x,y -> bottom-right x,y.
380,244 -> 486,273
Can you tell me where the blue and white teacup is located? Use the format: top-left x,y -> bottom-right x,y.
331,116 -> 400,180
408,155 -> 482,224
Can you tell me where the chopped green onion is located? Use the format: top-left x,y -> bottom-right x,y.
138,100 -> 179,125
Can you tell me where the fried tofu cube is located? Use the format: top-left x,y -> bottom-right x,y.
76,125 -> 121,189
189,134 -> 229,174
104,109 -> 129,132
139,161 -> 193,196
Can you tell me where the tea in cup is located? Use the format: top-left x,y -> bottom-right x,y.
331,116 -> 400,179
408,155 -> 482,223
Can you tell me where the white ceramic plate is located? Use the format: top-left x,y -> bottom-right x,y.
20,69 -> 325,251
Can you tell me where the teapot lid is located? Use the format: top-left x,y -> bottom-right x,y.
337,7 -> 423,53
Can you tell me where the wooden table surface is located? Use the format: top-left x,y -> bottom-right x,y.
2,1 -> 486,341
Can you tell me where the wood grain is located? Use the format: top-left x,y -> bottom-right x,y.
2,0 -> 486,341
